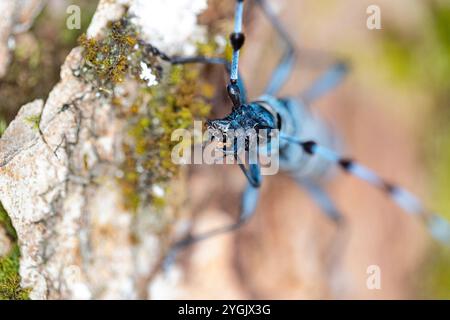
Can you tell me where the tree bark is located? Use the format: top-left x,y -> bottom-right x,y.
0,0 -> 208,299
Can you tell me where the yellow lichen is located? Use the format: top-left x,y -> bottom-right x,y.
119,64 -> 212,212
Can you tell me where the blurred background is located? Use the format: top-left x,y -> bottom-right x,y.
1,0 -> 449,299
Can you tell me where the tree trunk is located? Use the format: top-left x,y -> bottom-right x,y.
0,0 -> 208,300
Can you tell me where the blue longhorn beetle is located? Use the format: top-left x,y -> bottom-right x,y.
159,0 -> 450,267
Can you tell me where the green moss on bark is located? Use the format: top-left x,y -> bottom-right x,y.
77,15 -> 164,95
120,65 -> 212,212
0,205 -> 30,300
77,13 -> 217,213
